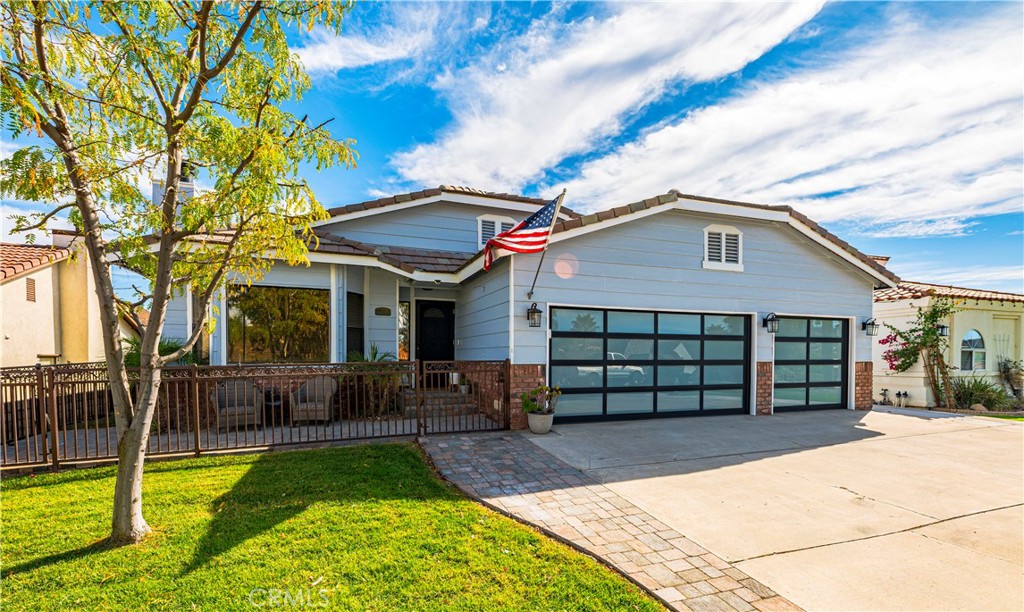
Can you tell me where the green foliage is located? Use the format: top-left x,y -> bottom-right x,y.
879,299 -> 959,407
0,0 -> 357,341
227,285 -> 330,363
520,385 -> 562,414
122,335 -> 195,367
949,376 -> 1014,411
1,446 -> 659,611
997,358 -> 1023,399
346,344 -> 403,418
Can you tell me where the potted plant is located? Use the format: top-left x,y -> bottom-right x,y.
521,385 -> 562,434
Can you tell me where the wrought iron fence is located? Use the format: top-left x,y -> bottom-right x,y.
1,360 -> 510,471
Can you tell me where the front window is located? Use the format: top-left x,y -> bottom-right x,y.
227,285 -> 330,364
960,329 -> 985,371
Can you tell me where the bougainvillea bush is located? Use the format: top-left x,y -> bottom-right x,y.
879,299 -> 958,409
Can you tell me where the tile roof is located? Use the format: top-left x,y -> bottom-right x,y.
874,281 -> 1024,304
324,185 -> 581,219
544,190 -> 900,285
0,242 -> 73,281
311,230 -> 473,273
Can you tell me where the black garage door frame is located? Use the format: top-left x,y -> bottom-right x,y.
549,306 -> 752,423
772,316 -> 850,412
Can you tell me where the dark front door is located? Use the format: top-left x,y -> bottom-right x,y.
416,301 -> 455,361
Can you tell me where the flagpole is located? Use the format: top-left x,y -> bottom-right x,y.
526,188 -> 566,300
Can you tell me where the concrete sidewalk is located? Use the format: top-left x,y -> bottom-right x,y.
525,409 -> 1023,611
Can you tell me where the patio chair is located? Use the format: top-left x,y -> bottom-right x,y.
290,375 -> 338,425
211,378 -> 264,432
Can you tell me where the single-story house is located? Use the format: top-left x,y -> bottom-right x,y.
872,280 -> 1024,407
164,185 -> 899,423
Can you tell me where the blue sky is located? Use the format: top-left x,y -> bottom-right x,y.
3,1 -> 1022,293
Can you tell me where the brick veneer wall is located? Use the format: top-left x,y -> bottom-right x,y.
756,361 -> 773,415
509,364 -> 546,430
855,361 -> 873,410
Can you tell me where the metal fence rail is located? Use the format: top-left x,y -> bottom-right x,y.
1,360 -> 510,471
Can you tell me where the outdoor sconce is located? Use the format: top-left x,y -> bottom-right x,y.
862,318 -> 880,336
936,324 -> 950,337
527,303 -> 543,328
763,312 -> 779,334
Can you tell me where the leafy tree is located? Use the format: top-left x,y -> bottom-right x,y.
878,299 -> 958,409
227,285 -> 330,363
1,1 -> 355,544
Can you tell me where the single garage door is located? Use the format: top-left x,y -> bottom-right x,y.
549,307 -> 751,421
773,317 -> 849,411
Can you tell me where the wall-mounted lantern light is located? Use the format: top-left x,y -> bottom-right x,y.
763,312 -> 779,334
527,303 -> 543,328
862,317 -> 880,336
936,324 -> 949,337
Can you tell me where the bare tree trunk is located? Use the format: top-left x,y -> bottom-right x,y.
109,369 -> 161,544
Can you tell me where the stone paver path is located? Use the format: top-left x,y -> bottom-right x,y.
421,432 -> 800,612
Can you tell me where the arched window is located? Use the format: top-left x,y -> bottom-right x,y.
960,330 -> 985,371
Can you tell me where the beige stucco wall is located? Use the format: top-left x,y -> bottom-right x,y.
872,296 -> 1024,407
1,265 -> 62,366
56,247 -> 106,363
1,243 -> 108,367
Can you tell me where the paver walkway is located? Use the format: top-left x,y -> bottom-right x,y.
421,431 -> 800,612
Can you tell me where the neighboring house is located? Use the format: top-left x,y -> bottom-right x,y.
872,280 -> 1024,407
0,233 -> 108,366
165,185 -> 898,422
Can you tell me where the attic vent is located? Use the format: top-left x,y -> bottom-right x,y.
478,215 -> 516,248
724,234 -> 740,264
26,278 -> 36,302
703,225 -> 743,272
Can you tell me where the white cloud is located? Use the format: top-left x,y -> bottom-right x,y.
295,4 -> 443,74
391,3 -> 824,190
888,261 -> 1024,294
553,8 -> 1023,235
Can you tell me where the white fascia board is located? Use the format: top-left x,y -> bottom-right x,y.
314,192 -> 574,226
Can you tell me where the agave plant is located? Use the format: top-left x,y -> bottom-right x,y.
345,343 -> 402,417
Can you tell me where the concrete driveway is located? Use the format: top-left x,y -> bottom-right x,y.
525,408 -> 1024,611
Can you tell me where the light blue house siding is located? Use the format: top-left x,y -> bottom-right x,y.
511,210 -> 876,365
163,294 -> 189,340
455,260 -> 511,362
365,268 -> 398,356
319,202 -> 525,252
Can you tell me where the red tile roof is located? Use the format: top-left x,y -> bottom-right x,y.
874,281 -> 1024,304
325,185 -> 581,219
0,242 -> 73,281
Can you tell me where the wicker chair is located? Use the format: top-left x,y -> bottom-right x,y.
290,375 -> 338,425
211,378 -> 264,432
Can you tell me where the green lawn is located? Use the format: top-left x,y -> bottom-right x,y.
2,445 -> 660,611
982,414 -> 1024,421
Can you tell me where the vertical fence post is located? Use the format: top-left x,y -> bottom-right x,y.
415,359 -> 424,437
502,358 -> 511,429
191,364 -> 202,457
35,364 -> 48,465
46,367 -> 60,472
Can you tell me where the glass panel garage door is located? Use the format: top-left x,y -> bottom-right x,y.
549,308 -> 750,421
773,318 -> 849,411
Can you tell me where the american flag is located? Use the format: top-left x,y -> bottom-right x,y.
483,193 -> 564,271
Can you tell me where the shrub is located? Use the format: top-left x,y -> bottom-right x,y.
950,376 -> 1014,411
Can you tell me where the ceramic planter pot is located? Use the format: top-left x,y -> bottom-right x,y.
527,412 -> 554,434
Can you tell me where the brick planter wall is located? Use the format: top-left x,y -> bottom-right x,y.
756,361 -> 773,415
855,361 -> 873,410
509,364 -> 546,430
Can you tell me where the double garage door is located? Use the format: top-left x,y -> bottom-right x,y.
549,307 -> 751,421
549,308 -> 850,421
